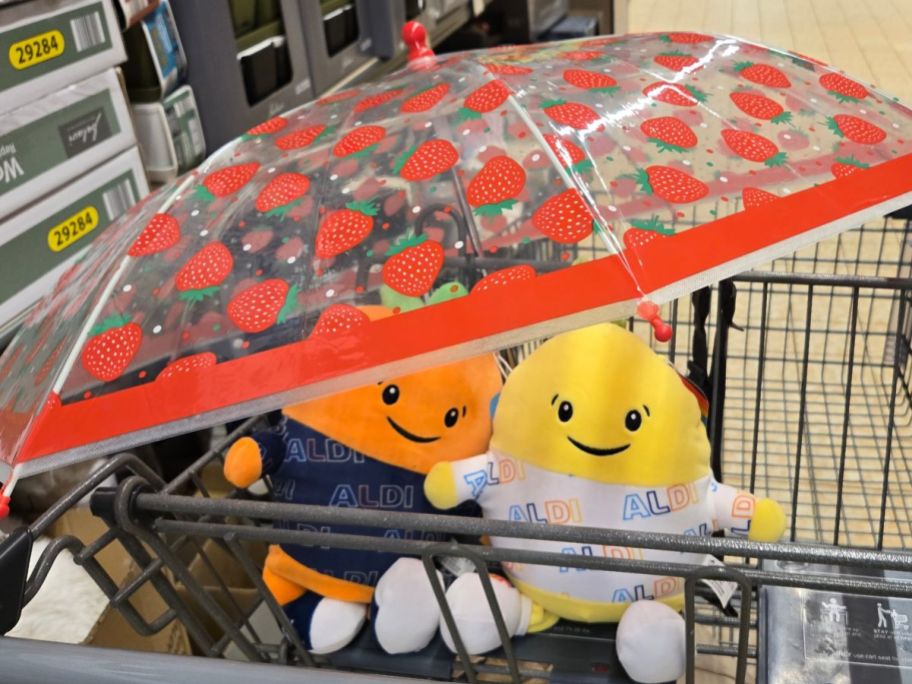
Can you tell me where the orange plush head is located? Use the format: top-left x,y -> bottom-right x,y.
283,306 -> 502,473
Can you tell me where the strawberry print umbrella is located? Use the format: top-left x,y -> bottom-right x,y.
3,29 -> 912,500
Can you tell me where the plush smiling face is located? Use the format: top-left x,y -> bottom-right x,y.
284,353 -> 502,474
490,323 -> 710,487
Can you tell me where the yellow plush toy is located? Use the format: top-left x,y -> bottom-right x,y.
425,323 -> 785,683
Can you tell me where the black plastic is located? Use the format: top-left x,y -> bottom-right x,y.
0,526 -> 33,635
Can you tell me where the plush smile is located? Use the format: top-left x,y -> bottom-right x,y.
387,417 -> 440,443
567,436 -> 630,456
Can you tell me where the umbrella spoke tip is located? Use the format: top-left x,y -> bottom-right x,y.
636,299 -> 674,343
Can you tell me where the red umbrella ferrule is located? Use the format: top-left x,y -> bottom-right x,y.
636,300 -> 673,343
403,21 -> 435,64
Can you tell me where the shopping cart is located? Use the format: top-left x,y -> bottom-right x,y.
2,215 -> 912,684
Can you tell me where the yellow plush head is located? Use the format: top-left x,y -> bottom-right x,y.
284,307 -> 502,474
490,323 -> 710,486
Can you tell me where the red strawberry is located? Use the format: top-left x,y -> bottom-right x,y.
729,91 -> 791,123
654,52 -> 699,71
632,166 -> 709,203
333,125 -> 386,158
531,189 -> 596,244
255,172 -> 310,216
661,32 -> 713,44
80,315 -> 142,382
563,50 -> 604,61
542,99 -> 600,129
831,155 -> 869,178
459,80 -> 509,119
353,88 -> 404,113
196,162 -> 259,202
309,304 -> 370,339
826,115 -> 886,144
544,134 -> 592,172
176,242 -> 234,301
472,265 -> 536,294
640,117 -> 697,152
563,69 -> 618,93
721,129 -> 787,166
623,228 -> 662,251
382,235 -> 444,296
315,200 -> 378,258
227,279 -> 297,333
157,352 -> 217,381
318,88 -> 360,105
275,124 -> 328,150
467,156 -> 526,216
742,187 -> 779,209
734,62 -> 791,88
401,82 -> 450,113
129,214 -> 179,256
395,139 -> 459,181
483,62 -> 533,75
244,116 -> 287,138
642,82 -> 707,106
819,73 -> 868,103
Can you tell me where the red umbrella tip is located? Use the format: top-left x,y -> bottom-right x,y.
636,299 -> 674,342
403,21 -> 435,63
0,494 -> 9,519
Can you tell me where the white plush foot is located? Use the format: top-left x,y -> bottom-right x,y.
308,597 -> 367,654
374,557 -> 444,654
440,572 -> 531,655
616,600 -> 686,683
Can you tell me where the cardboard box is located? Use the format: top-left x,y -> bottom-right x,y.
120,0 -> 186,102
0,147 -> 147,340
0,0 -> 126,116
131,84 -> 206,183
170,0 -> 314,152
49,505 -> 192,654
0,67 -> 135,221
297,0 -> 376,95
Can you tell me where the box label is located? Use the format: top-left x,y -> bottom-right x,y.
0,171 -> 139,302
8,29 -> 65,70
0,2 -> 112,90
0,88 -> 120,196
59,107 -> 113,157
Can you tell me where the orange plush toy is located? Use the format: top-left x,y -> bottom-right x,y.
224,307 -> 502,655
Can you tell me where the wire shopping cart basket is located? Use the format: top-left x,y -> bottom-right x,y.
2,212 -> 912,684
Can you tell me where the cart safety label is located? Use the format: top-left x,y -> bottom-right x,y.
9,30 -> 65,70
47,206 -> 98,252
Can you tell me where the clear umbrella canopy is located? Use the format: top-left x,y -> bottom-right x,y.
3,31 -> 912,487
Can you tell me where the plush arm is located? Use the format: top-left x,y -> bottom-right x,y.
424,452 -> 494,510
223,429 -> 286,489
711,481 -> 786,542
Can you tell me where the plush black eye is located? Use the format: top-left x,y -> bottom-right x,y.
558,401 -> 574,422
625,409 -> 642,431
382,384 -> 399,405
444,408 -> 459,428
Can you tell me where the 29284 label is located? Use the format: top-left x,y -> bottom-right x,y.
47,206 -> 98,252
9,30 -> 65,70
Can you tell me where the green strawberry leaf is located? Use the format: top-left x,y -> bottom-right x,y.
594,86 -> 620,95
89,314 -> 131,336
733,61 -> 753,73
456,107 -> 482,121
473,199 -> 518,217
771,111 -> 792,124
277,285 -> 299,324
540,99 -> 566,109
825,117 -> 843,137
570,159 -> 594,174
346,200 -> 379,216
629,215 -> 674,235
427,281 -> 468,305
385,232 -> 428,257
659,50 -> 690,57
265,198 -> 303,218
829,90 -> 861,104
380,284 -> 423,312
685,85 -> 708,102
631,168 -> 653,195
835,155 -> 869,169
659,34 -> 672,42
351,144 -> 379,159
178,286 -> 220,302
647,137 -> 688,153
764,152 -> 788,167
194,185 -> 216,203
392,145 -> 417,175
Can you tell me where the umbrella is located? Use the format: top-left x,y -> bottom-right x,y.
3,26 -> 912,505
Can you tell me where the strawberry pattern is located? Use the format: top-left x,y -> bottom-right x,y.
4,29 -> 912,463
